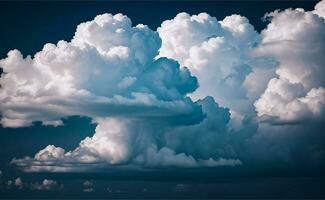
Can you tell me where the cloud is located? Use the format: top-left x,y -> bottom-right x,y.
314,0 -> 325,18
174,184 -> 187,192
6,180 -> 13,188
30,179 -> 59,191
83,180 -> 94,192
11,101 -> 242,172
2,178 -> 61,191
246,121 -> 325,168
254,3 -> 325,124
14,177 -> 23,189
133,145 -> 242,168
255,79 -> 325,124
241,0 -> 325,167
165,96 -> 240,159
3,177 -> 23,189
158,12 -> 274,117
0,13 -> 200,128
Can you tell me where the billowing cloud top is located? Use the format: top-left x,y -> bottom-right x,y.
0,13 -> 200,128
254,4 -> 325,124
2,0 -> 325,172
158,13 -> 261,115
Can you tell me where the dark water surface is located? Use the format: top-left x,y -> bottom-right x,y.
1,176 -> 325,199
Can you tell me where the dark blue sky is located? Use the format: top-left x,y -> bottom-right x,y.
0,1 -> 317,58
0,1 -> 324,198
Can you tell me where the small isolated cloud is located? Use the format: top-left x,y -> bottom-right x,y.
14,177 -> 23,189
30,179 -> 59,191
6,180 -> 13,188
83,180 -> 94,192
174,184 -> 187,192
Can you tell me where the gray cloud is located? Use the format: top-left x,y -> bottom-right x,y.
14,177 -> 23,189
83,180 -> 94,192
30,179 -> 60,191
11,103 -> 241,172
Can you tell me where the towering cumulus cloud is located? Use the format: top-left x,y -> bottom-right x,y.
3,14 -> 240,172
2,0 -> 325,172
249,1 -> 325,167
254,2 -> 325,124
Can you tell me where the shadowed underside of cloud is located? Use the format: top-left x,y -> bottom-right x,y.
11,97 -> 242,172
2,1 -> 325,172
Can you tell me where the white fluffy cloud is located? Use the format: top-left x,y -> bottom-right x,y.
255,78 -> 325,124
254,2 -> 325,124
314,0 -> 325,18
0,13 -> 199,128
158,12 -> 273,116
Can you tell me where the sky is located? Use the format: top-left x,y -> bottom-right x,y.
0,0 -> 325,198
